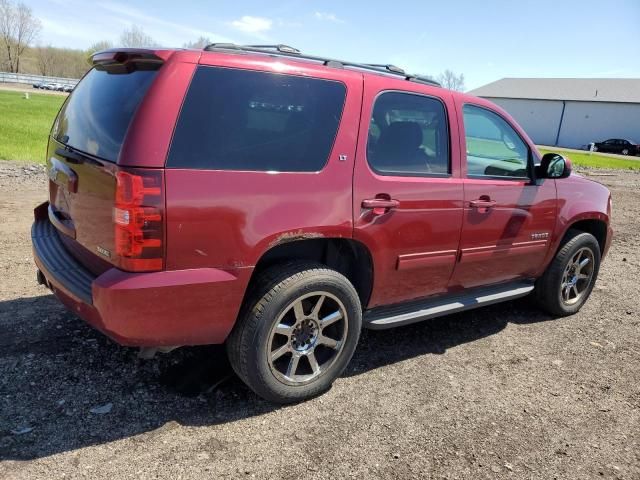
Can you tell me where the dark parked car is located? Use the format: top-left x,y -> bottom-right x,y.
32,45 -> 613,403
32,82 -> 43,89
593,138 -> 640,156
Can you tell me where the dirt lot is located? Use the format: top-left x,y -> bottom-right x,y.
0,161 -> 638,479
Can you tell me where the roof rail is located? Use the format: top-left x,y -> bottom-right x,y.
202,43 -> 441,87
206,43 -> 301,54
364,64 -> 405,75
407,74 -> 440,87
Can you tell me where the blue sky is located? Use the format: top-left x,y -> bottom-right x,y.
27,0 -> 640,90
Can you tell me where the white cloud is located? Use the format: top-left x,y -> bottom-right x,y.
229,16 -> 273,34
314,12 -> 345,24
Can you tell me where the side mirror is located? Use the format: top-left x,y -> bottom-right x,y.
538,153 -> 572,179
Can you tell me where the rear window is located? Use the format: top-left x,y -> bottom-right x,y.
167,66 -> 347,172
53,67 -> 158,162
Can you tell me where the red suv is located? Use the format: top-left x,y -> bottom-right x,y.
32,45 -> 613,403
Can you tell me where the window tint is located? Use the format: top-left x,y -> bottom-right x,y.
54,67 -> 158,162
167,66 -> 346,171
463,104 -> 529,178
367,92 -> 449,175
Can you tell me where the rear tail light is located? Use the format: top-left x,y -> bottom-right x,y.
114,168 -> 164,272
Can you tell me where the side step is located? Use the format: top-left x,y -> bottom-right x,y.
364,281 -> 534,329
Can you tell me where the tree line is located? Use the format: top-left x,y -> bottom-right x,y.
0,0 -> 465,90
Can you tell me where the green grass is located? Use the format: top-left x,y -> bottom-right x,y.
0,90 -> 65,162
538,147 -> 640,170
467,137 -> 521,159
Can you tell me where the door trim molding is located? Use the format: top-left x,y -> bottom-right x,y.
459,240 -> 548,263
397,249 -> 458,271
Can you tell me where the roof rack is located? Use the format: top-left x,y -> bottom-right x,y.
364,63 -> 405,75
208,43 -> 302,55
202,43 -> 441,87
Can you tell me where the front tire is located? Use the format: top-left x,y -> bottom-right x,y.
227,262 -> 362,404
622,148 -> 629,155
534,230 -> 601,316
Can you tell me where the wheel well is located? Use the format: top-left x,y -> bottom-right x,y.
250,238 -> 374,308
566,219 -> 607,254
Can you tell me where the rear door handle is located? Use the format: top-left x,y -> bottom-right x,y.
362,198 -> 400,210
362,197 -> 399,216
470,198 -> 497,209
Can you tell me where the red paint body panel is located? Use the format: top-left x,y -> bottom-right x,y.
540,173 -> 613,269
450,176 -> 557,288
91,267 -> 250,346
32,47 -> 614,347
34,230 -> 250,346
352,74 -> 464,307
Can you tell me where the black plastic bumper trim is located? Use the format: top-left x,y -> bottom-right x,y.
32,219 -> 95,305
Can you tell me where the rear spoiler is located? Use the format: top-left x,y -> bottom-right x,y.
89,48 -> 169,73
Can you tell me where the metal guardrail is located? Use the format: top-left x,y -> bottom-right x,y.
0,71 -> 79,86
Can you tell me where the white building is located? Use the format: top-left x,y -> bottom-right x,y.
468,78 -> 640,149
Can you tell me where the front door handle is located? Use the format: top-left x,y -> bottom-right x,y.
362,198 -> 399,215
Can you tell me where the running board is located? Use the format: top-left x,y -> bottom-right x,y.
364,282 -> 534,329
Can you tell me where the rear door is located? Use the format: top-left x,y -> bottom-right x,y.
353,76 -> 463,308
449,100 -> 557,289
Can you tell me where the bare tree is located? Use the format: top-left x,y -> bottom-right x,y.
437,70 -> 465,91
87,40 -> 113,55
35,45 -> 56,75
183,36 -> 211,49
119,25 -> 156,48
0,0 -> 41,72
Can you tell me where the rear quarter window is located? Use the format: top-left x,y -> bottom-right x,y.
167,66 -> 347,172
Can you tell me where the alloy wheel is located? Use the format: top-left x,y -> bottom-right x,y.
560,247 -> 595,305
267,291 -> 348,386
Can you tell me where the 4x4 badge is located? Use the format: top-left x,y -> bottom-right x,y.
96,246 -> 111,258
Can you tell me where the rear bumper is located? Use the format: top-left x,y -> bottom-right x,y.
32,208 -> 251,347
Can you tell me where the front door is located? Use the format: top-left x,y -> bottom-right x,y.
449,102 -> 557,289
353,76 -> 463,308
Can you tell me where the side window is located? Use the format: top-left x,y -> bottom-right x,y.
167,66 -> 346,172
367,92 -> 449,176
463,104 -> 530,179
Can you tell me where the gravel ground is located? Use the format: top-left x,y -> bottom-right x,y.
0,161 -> 638,479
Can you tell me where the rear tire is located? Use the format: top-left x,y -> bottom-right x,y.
622,148 -> 629,155
227,262 -> 362,404
534,230 -> 600,317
